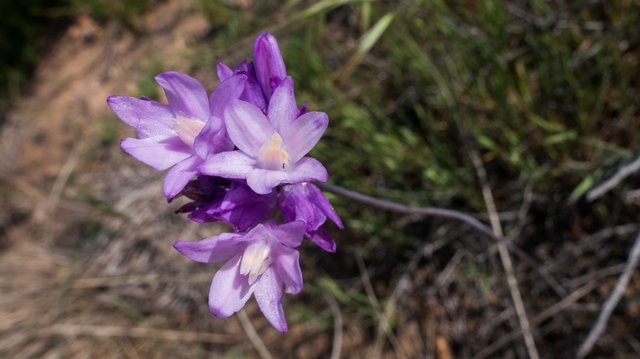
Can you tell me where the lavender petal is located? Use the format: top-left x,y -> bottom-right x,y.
246,169 -> 289,195
274,246 -> 303,295
193,116 -> 232,159
286,157 -> 328,184
283,111 -> 328,163
208,254 -> 255,318
107,96 -> 175,138
155,71 -> 210,120
225,100 -> 273,156
163,155 -> 201,199
173,232 -> 244,263
216,62 -> 234,81
254,267 -> 287,332
199,151 -> 255,179
209,74 -> 247,118
120,136 -> 192,170
267,77 -> 297,135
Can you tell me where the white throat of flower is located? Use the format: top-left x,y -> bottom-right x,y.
257,133 -> 290,171
240,241 -> 272,284
173,117 -> 205,147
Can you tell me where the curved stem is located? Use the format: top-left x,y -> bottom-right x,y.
317,182 -> 496,239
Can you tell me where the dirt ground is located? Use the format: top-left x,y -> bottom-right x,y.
1,1 -> 639,358
0,2 -> 255,358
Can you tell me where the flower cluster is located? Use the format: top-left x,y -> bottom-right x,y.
107,33 -> 342,332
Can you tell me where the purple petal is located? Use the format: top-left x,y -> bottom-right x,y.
225,100 -> 273,156
216,62 -> 233,81
210,74 -> 247,118
254,267 -> 287,332
211,184 -> 275,231
234,62 -> 267,110
199,151 -> 255,179
246,158 -> 328,194
309,227 -> 337,253
193,116 -> 233,158
163,156 -> 201,198
155,71 -> 210,120
283,111 -> 328,162
267,77 -> 297,135
107,96 -> 175,138
209,254 -> 255,318
233,61 -> 253,74
279,184 -> 326,231
242,77 -> 267,110
267,221 -> 306,248
254,33 -> 287,99
298,101 -> 308,116
286,157 -> 328,184
121,136 -> 192,170
173,232 -> 244,263
306,184 -> 344,229
274,246 -> 303,294
246,169 -> 289,195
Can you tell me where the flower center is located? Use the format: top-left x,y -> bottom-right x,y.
257,133 -> 290,171
240,241 -> 272,284
173,117 -> 205,147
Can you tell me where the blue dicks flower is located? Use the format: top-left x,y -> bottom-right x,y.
253,32 -> 287,100
279,182 -> 343,252
216,61 -> 267,111
183,180 -> 277,232
198,77 -> 329,194
216,32 -> 287,109
173,221 -> 306,332
107,72 -> 247,198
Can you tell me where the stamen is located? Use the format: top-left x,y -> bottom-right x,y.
257,133 -> 290,171
240,242 -> 272,284
173,117 -> 205,147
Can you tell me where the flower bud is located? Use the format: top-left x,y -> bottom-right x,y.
253,33 -> 287,99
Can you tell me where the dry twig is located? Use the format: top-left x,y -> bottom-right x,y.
577,230 -> 640,358
317,183 -> 495,238
469,150 -> 540,359
325,294 -> 344,359
320,182 -> 564,295
354,251 -> 382,312
586,155 -> 640,202
475,276 -> 609,358
370,236 -> 451,359
237,310 -> 274,359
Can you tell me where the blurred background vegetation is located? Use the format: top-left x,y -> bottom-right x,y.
1,0 -> 639,358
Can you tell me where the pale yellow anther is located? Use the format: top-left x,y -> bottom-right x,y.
257,133 -> 290,171
240,243 -> 272,284
173,117 -> 205,147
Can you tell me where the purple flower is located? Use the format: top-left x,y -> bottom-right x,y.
216,33 -> 287,109
253,33 -> 287,100
280,183 -> 343,252
217,61 -> 267,111
173,221 -> 306,332
189,182 -> 277,232
174,176 -> 231,214
199,77 -> 329,194
107,71 -> 246,198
